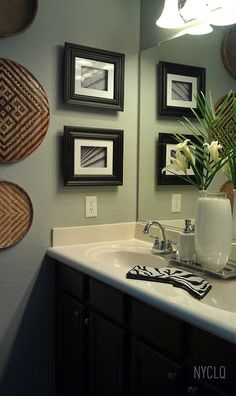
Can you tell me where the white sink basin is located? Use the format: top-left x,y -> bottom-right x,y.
86,245 -> 167,269
84,243 -> 236,313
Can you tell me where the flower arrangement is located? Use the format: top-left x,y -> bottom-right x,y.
162,91 -> 236,191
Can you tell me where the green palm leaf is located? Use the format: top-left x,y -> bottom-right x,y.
167,91 -> 236,190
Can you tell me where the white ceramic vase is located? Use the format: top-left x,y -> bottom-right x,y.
232,189 -> 236,240
195,191 -> 232,271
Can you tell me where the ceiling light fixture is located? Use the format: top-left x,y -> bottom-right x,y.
156,0 -> 236,41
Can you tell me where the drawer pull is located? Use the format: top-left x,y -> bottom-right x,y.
167,372 -> 176,382
84,317 -> 90,325
187,386 -> 198,394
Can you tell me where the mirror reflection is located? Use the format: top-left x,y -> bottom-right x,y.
138,29 -> 235,224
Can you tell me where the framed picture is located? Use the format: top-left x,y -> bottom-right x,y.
158,61 -> 206,117
157,133 -> 200,185
64,126 -> 123,186
64,42 -> 125,111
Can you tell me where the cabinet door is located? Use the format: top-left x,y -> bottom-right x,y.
130,337 -> 182,396
189,328 -> 236,395
88,311 -> 125,396
56,292 -> 86,396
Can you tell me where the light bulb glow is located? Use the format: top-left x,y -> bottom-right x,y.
186,24 -> 213,35
156,0 -> 185,28
210,5 -> 236,26
180,0 -> 209,21
156,0 -> 236,38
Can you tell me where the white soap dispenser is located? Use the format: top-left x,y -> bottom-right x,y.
178,219 -> 195,263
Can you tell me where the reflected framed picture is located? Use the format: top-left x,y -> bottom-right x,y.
157,133 -> 200,185
64,42 -> 125,111
158,61 -> 206,117
64,126 -> 123,186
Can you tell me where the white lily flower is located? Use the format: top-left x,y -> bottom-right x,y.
162,150 -> 188,174
203,140 -> 222,163
175,139 -> 193,161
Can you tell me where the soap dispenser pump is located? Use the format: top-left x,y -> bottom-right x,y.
178,219 -> 195,263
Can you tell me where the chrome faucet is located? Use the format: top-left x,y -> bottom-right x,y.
143,220 -> 176,254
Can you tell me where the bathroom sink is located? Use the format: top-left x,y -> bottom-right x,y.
48,239 -> 236,314
48,238 -> 236,344
85,245 -> 168,269
84,244 -> 236,313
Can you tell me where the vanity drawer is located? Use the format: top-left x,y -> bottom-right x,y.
189,327 -> 236,394
130,298 -> 183,359
88,278 -> 125,324
56,262 -> 85,301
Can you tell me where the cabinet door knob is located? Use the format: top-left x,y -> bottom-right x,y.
167,372 -> 176,382
74,310 -> 79,318
84,317 -> 90,325
187,386 -> 198,394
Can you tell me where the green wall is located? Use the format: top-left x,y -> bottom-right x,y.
0,1 -> 140,394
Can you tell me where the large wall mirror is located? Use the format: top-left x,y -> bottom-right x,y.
138,1 -> 236,224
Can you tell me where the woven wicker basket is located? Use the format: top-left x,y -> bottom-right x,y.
220,180 -> 234,210
0,0 -> 38,37
222,25 -> 236,79
211,93 -> 236,149
0,58 -> 50,162
0,181 -> 33,249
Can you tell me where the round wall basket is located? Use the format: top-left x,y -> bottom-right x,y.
0,0 -> 38,37
0,181 -> 33,249
222,25 -> 236,79
212,93 -> 236,149
0,58 -> 50,163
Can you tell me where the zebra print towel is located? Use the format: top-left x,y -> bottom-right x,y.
126,266 -> 212,300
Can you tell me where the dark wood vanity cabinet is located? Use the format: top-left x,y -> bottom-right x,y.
56,293 -> 86,396
56,263 -> 126,396
55,261 -> 236,396
130,337 -> 183,396
88,311 -> 125,396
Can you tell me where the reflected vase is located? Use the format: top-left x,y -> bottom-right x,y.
195,191 -> 232,271
232,189 -> 236,240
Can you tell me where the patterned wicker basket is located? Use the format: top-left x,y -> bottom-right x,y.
211,93 -> 236,149
0,58 -> 50,162
0,181 -> 33,249
0,0 -> 38,37
222,25 -> 236,79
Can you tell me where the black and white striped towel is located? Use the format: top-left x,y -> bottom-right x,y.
126,266 -> 212,300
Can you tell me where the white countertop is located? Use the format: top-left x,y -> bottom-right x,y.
47,234 -> 236,345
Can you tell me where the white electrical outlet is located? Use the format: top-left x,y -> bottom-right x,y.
85,196 -> 97,218
171,194 -> 181,213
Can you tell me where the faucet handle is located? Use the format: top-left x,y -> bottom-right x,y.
166,239 -> 177,253
149,234 -> 174,249
152,237 -> 167,251
152,236 -> 161,249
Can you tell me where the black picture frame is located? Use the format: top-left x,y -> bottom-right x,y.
64,42 -> 125,111
64,126 -> 123,186
158,61 -> 206,117
157,133 -> 200,185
